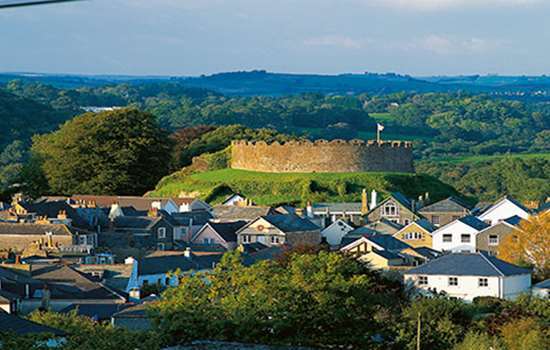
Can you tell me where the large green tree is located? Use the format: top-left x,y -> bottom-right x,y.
30,108 -> 172,195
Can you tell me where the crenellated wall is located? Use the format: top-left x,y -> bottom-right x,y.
230,139 -> 414,173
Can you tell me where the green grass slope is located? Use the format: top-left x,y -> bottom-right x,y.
150,168 -> 461,207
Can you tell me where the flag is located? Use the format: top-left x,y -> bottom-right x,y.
377,123 -> 385,132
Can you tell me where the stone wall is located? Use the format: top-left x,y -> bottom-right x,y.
231,139 -> 414,173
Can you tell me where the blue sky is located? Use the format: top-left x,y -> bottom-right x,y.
1,0 -> 549,76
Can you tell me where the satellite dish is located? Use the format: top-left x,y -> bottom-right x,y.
0,0 -> 81,9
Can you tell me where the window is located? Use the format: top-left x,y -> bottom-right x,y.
158,227 -> 166,239
271,236 -> 280,244
157,243 -> 165,251
432,216 -> 440,225
242,235 -> 251,243
383,202 -> 398,216
78,235 -> 87,245
479,278 -> 488,287
448,277 -> 458,286
203,238 -> 213,245
405,232 -> 423,240
489,235 -> 499,246
461,234 -> 470,243
418,276 -> 428,285
443,234 -> 452,243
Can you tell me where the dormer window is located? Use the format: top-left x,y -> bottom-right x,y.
158,227 -> 166,239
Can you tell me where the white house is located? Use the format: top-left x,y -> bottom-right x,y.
432,216 -> 489,253
404,252 -> 532,301
477,196 -> 531,226
321,219 -> 355,246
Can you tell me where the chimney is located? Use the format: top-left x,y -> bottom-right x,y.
183,247 -> 192,259
361,189 -> 368,214
57,210 -> 67,220
129,288 -> 141,302
425,192 -> 430,203
25,284 -> 30,298
370,190 -> 378,210
306,201 -> 313,218
417,195 -> 424,210
148,208 -> 159,217
15,255 -> 21,264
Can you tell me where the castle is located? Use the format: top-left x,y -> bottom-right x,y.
231,139 -> 414,173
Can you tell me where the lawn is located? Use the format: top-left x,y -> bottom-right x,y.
432,152 -> 550,164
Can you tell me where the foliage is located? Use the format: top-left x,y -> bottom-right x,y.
452,331 -> 504,350
150,251 -> 404,348
30,108 -> 172,195
499,317 -> 550,350
151,168 -> 460,206
498,214 -> 550,280
417,156 -> 550,202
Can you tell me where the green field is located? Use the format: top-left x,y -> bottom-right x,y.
151,168 -> 460,206
369,112 -> 397,122
431,152 -> 550,164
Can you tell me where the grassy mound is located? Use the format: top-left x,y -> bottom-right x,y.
150,168 -> 461,206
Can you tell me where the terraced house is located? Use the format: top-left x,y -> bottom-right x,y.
237,214 -> 321,247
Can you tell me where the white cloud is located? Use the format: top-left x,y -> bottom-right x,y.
371,0 -> 541,11
410,34 -> 504,54
303,35 -> 364,49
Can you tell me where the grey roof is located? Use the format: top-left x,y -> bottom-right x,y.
261,214 -> 319,233
138,254 -> 196,275
113,215 -> 169,230
371,248 -> 402,260
406,252 -> 532,277
412,247 -> 442,260
419,196 -> 472,213
458,216 -> 490,231
411,219 -> 436,233
312,202 -> 362,213
534,279 -> 550,289
239,242 -> 269,254
60,303 -> 130,321
171,211 -> 213,226
112,303 -> 149,319
0,222 -> 73,236
208,221 -> 247,242
364,219 -> 403,234
367,234 -> 411,252
18,200 -> 90,229
0,311 -> 65,336
243,246 -> 285,266
213,205 -> 276,222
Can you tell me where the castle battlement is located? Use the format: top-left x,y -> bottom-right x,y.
230,138 -> 414,173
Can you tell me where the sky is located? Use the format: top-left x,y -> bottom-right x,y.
0,0 -> 549,76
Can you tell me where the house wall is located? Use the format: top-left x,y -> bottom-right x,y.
404,274 -> 502,301
476,224 -> 515,254
321,220 -> 353,246
432,222 -> 479,253
394,224 -> 433,248
478,200 -> 530,225
237,218 -> 286,246
359,252 -> 402,269
419,210 -> 467,228
503,274 -> 531,300
0,234 -> 74,252
366,199 -> 417,226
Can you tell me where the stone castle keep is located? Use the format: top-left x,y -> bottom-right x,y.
230,139 -> 414,173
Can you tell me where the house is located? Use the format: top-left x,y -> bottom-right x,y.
404,252 -> 532,301
221,193 -> 255,207
108,210 -> 175,251
393,219 -> 435,248
191,221 -> 247,250
340,234 -> 418,269
125,249 -> 222,293
212,205 -> 277,222
418,196 -> 472,227
432,216 -> 490,253
363,218 -> 403,235
0,310 -> 65,338
111,302 -> 153,331
477,196 -> 531,225
236,215 -> 321,247
170,210 -> 214,241
60,303 -> 129,322
0,222 -> 97,252
475,216 -> 523,255
9,200 -> 93,230
320,219 -> 355,246
532,279 -> 550,298
365,192 -> 420,226
340,226 -> 380,247
310,201 -> 364,227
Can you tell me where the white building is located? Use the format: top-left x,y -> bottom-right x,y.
404,252 -> 532,301
432,216 -> 489,253
321,219 -> 355,246
477,196 -> 531,226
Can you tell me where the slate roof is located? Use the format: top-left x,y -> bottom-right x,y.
261,214 -> 319,233
239,242 -> 269,254
18,200 -> 90,229
477,196 -> 532,217
0,222 -> 73,236
457,216 -> 490,231
503,215 -> 523,226
367,234 -> 411,252
410,219 -> 436,233
171,211 -> 213,226
0,311 -> 65,336
371,248 -> 402,260
312,202 -> 362,213
534,279 -> 550,289
138,254 -> 196,275
340,226 -> 380,246
242,246 -> 285,266
406,252 -> 532,277
411,247 -> 442,260
112,303 -> 149,319
208,221 -> 247,242
213,205 -> 276,222
419,196 -> 472,213
364,219 -> 403,234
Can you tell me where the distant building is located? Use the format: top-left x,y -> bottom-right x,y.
365,192 -> 420,226
191,221 -> 247,250
404,252 -> 532,301
237,215 -> 321,247
431,216 -> 489,253
418,196 -> 472,228
393,219 -> 435,249
476,196 -> 531,225
212,205 -> 277,223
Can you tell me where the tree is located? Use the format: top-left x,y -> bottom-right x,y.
30,108 -> 172,195
500,317 -> 549,350
498,214 -> 550,280
150,251 -> 403,348
452,331 -> 504,350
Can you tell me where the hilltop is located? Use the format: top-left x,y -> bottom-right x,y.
150,168 -> 461,207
